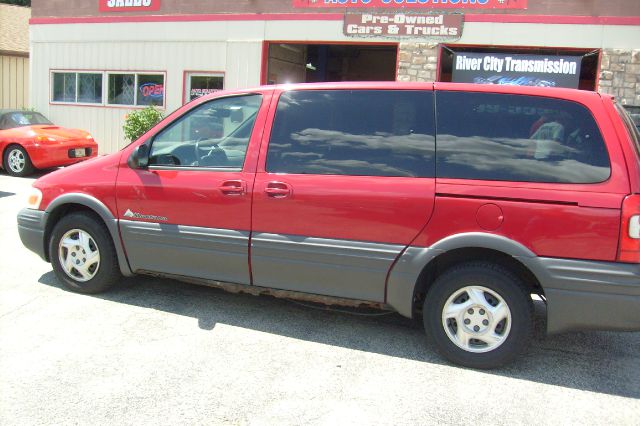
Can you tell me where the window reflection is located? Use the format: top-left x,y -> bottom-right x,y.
436,92 -> 610,183
267,90 -> 436,178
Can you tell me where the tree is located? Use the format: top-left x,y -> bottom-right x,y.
0,0 -> 31,6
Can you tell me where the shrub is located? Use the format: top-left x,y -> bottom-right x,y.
123,106 -> 164,142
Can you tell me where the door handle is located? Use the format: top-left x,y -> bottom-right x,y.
219,180 -> 246,195
265,181 -> 291,198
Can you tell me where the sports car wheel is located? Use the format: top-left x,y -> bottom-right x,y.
3,145 -> 34,177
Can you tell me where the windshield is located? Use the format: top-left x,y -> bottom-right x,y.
0,112 -> 53,129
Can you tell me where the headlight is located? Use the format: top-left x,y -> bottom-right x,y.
35,135 -> 56,142
26,187 -> 43,210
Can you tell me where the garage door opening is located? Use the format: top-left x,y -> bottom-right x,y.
263,43 -> 398,85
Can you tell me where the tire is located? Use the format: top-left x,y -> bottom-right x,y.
423,262 -> 533,369
3,145 -> 35,177
49,212 -> 122,294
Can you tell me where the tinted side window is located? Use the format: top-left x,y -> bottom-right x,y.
266,90 -> 435,177
149,94 -> 262,168
616,103 -> 640,157
436,92 -> 611,184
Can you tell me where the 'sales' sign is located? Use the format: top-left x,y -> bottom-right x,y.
99,0 -> 161,12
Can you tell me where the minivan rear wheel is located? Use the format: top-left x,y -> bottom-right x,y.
50,212 -> 121,294
423,262 -> 533,369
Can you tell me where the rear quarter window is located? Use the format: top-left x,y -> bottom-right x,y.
436,91 -> 611,184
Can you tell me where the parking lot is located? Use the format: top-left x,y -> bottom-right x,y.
0,171 -> 639,425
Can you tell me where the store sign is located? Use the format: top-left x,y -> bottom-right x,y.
191,88 -> 219,98
452,52 -> 582,89
186,74 -> 224,103
294,0 -> 527,9
344,13 -> 462,37
139,83 -> 164,100
99,0 -> 161,12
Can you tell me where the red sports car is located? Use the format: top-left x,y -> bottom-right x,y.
0,110 -> 98,177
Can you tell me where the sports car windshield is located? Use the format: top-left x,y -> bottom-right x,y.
1,112 -> 53,129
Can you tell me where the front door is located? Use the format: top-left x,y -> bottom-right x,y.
116,92 -> 269,284
251,88 -> 437,302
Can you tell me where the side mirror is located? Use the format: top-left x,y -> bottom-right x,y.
128,143 -> 150,169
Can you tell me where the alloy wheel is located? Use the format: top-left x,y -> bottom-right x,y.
7,149 -> 26,173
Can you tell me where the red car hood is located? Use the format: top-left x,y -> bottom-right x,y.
29,125 -> 92,140
1,125 -> 92,141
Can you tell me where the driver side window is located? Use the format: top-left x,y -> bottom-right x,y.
149,94 -> 262,168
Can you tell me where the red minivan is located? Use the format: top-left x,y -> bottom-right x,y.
17,82 -> 640,368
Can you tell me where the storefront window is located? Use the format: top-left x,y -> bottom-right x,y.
77,73 -> 103,104
108,74 -> 135,105
107,72 -> 164,107
185,72 -> 224,102
52,73 -> 76,103
50,71 -> 164,107
137,74 -> 165,106
52,72 -> 102,104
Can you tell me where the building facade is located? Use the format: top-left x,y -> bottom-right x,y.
1,3 -> 30,110
29,0 -> 640,153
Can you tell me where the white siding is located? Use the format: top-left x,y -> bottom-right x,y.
226,41 -> 263,89
458,23 -> 640,48
30,19 -> 640,153
30,20 -> 265,153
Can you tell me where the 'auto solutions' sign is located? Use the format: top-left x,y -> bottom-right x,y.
344,13 -> 463,38
452,52 -> 582,89
99,0 -> 161,12
294,0 -> 527,9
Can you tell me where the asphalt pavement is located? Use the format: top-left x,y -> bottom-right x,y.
0,170 -> 639,425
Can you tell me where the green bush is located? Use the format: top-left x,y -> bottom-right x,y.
123,106 -> 164,142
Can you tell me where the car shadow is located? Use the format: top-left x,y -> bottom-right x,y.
38,271 -> 640,399
0,169 -> 55,179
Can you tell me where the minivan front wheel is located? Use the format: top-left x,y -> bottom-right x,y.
424,263 -> 533,369
58,229 -> 101,282
50,212 -> 121,294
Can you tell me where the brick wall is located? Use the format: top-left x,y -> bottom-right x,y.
598,49 -> 640,106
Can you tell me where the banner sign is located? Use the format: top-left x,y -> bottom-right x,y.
344,13 -> 463,37
99,0 -> 161,12
452,52 -> 582,88
294,0 -> 527,10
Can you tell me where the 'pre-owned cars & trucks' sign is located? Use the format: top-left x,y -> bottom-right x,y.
99,0 -> 160,12
294,0 -> 527,9
344,13 -> 463,37
452,52 -> 582,88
